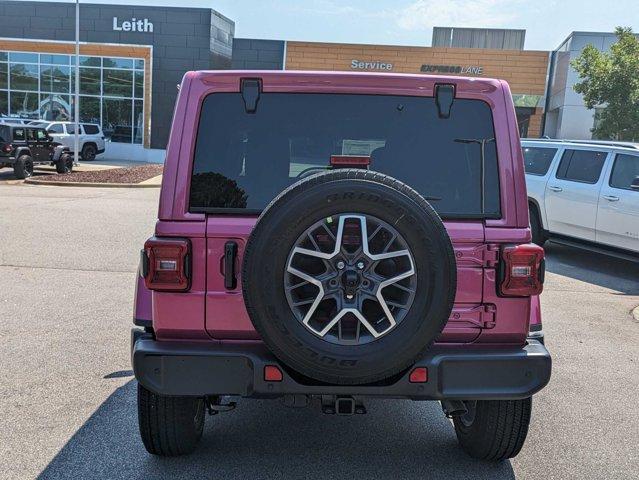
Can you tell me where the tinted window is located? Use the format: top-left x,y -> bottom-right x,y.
35,129 -> 48,141
66,124 -> 82,134
190,93 -> 500,217
609,154 -> 639,191
47,123 -> 63,134
13,128 -> 25,141
83,124 -> 99,134
556,149 -> 606,184
523,146 -> 557,175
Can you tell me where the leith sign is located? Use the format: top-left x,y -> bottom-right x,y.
113,17 -> 154,33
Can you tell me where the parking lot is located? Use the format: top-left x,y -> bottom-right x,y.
1,182 -> 638,480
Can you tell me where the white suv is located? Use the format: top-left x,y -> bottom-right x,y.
523,138 -> 639,257
32,121 -> 106,161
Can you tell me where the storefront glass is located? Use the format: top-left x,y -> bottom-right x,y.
0,51 -> 145,144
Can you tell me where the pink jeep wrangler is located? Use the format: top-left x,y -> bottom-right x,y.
132,71 -> 551,460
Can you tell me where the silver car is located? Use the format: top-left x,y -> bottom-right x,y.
31,121 -> 106,161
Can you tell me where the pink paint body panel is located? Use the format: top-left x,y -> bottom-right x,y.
140,70 -> 542,346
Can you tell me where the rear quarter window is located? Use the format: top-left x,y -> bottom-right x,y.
523,146 -> 557,175
83,124 -> 100,134
609,153 -> 639,191
189,92 -> 501,218
13,128 -> 25,141
555,149 -> 607,184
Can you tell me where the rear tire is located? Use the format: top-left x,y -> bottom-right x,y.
529,206 -> 546,246
14,154 -> 33,179
453,398 -> 532,461
56,154 -> 73,174
137,383 -> 206,456
81,143 -> 97,161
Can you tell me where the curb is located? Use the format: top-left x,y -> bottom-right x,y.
24,178 -> 160,188
633,305 -> 639,322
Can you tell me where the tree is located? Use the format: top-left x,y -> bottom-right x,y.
571,27 -> 639,141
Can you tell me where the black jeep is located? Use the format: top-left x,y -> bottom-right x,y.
0,123 -> 73,179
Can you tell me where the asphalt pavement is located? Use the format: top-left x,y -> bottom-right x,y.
0,183 -> 637,480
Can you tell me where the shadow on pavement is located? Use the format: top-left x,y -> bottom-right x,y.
0,167 -> 51,182
544,241 -> 639,295
38,381 -> 515,480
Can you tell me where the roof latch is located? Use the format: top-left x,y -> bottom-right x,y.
435,83 -> 456,119
241,78 -> 262,114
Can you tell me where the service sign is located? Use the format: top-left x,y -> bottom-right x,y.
351,59 -> 394,71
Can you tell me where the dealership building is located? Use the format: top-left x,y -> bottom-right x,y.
0,1 -> 622,161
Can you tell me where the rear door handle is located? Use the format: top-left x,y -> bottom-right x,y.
223,241 -> 238,290
548,186 -> 563,192
602,195 -> 619,202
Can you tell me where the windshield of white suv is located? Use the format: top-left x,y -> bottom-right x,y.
189,93 -> 501,218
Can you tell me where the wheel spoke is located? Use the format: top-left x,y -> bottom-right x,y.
285,213 -> 416,345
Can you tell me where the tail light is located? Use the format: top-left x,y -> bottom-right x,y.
141,237 -> 191,291
2,143 -> 12,153
499,244 -> 544,297
330,155 -> 370,169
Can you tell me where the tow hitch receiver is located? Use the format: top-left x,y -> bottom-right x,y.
321,395 -> 366,415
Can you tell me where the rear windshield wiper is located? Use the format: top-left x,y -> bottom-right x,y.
454,137 -> 495,215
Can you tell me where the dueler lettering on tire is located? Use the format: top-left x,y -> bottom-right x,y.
242,169 -> 457,385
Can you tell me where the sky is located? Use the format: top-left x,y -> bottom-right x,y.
26,0 -> 639,50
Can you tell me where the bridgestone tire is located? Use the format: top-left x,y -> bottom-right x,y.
137,383 -> 205,456
14,155 -> 33,179
453,398 -> 532,461
242,169 -> 456,385
56,154 -> 73,174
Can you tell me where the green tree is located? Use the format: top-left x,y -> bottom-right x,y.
571,27 -> 639,140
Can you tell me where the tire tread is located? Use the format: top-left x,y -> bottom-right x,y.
453,398 -> 532,461
137,383 -> 204,456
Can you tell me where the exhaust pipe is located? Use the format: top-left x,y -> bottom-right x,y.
441,399 -> 468,418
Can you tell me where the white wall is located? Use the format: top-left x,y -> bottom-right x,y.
101,142 -> 166,163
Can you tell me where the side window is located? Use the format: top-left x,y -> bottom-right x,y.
609,154 -> 639,191
523,146 -> 557,175
555,149 -> 607,184
66,124 -> 76,134
26,129 -> 36,141
82,124 -> 99,134
13,128 -> 25,141
48,123 -> 63,134
36,129 -> 48,141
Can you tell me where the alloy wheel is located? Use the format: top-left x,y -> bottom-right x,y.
284,214 -> 417,345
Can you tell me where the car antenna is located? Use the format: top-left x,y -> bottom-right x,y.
454,137 -> 495,215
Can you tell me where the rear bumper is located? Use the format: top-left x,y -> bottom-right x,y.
132,330 -> 551,400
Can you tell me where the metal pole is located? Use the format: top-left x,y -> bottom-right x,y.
73,0 -> 80,165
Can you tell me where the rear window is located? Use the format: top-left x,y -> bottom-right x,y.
83,124 -> 99,134
556,149 -> 607,184
523,146 -> 557,175
190,93 -> 501,218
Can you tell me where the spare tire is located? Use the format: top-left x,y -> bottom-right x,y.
242,169 -> 456,385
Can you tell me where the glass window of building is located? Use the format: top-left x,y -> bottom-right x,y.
0,50 -> 145,144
